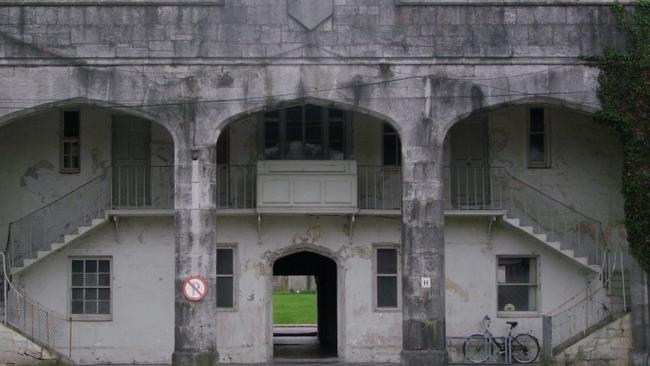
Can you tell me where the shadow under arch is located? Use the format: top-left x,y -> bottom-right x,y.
441,96 -> 600,139
267,245 -> 344,361
0,97 -> 180,148
212,96 -> 404,147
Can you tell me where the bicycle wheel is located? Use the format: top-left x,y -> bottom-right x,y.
511,333 -> 540,363
463,333 -> 491,363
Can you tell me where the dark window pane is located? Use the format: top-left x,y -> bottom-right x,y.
305,104 -> 321,121
98,274 -> 110,286
72,288 -> 83,300
85,301 -> 97,314
377,249 -> 397,274
377,276 -> 398,308
98,260 -> 110,273
71,301 -> 84,314
498,285 -> 537,312
328,120 -> 345,160
328,108 -> 344,119
499,257 -> 532,284
530,108 -> 544,133
72,260 -> 84,273
98,288 -> 110,300
383,124 -> 401,166
72,274 -> 84,287
72,156 -> 80,169
217,249 -> 234,275
529,135 -> 545,162
85,274 -> 98,286
85,260 -> 97,273
264,120 -> 280,160
216,277 -> 234,308
85,288 -> 97,301
286,107 -> 303,159
63,111 -> 80,137
98,301 -> 111,314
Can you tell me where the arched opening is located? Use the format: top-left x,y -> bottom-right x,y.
0,103 -> 175,269
214,102 -> 402,212
272,250 -> 338,361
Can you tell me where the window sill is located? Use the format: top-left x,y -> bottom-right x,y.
216,307 -> 238,313
374,307 -> 401,313
497,311 -> 539,318
70,315 -> 112,322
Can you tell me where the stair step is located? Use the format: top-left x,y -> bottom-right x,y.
533,233 -> 548,242
547,241 -> 562,250
50,243 -> 65,251
561,249 -> 575,257
63,233 -> 80,242
92,218 -> 106,226
22,258 -> 37,267
574,256 -> 589,265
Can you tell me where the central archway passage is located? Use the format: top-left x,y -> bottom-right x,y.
272,251 -> 338,360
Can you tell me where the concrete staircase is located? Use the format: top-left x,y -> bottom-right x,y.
11,215 -> 110,276
502,216 -> 600,273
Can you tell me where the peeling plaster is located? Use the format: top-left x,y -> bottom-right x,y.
19,160 -> 54,187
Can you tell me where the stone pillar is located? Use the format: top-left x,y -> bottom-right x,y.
630,259 -> 650,366
400,118 -> 448,366
172,145 -> 219,366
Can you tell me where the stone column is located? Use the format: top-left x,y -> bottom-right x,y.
400,117 -> 448,366
172,145 -> 219,366
630,259 -> 650,366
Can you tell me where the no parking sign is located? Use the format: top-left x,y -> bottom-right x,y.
182,276 -> 208,302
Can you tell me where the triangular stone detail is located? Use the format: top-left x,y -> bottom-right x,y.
288,0 -> 333,31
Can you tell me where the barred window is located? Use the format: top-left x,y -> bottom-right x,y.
71,258 -> 111,320
497,257 -> 538,314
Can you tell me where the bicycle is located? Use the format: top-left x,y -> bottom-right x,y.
463,315 -> 540,364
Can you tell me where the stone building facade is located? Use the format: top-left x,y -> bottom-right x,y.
0,0 -> 648,365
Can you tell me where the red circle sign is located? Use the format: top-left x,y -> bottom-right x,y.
182,276 -> 208,302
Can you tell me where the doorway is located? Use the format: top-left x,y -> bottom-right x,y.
112,115 -> 151,208
272,251 -> 338,361
449,117 -> 489,208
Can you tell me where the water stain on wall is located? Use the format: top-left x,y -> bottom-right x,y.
20,161 -> 54,187
445,278 -> 469,302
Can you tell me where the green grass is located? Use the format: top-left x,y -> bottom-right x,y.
273,290 -> 317,325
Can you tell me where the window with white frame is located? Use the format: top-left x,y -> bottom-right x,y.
60,110 -> 81,173
216,247 -> 236,309
497,257 -> 538,314
375,246 -> 400,309
528,107 -> 550,168
263,104 -> 348,160
70,257 -> 111,320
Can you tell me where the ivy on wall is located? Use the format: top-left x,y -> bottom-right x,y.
595,1 -> 650,270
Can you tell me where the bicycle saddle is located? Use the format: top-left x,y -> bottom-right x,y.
507,321 -> 518,328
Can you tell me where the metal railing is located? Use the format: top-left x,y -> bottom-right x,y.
545,248 -> 629,354
111,165 -> 174,209
0,253 -> 72,361
216,164 -> 256,209
6,170 -> 112,268
357,165 -> 402,210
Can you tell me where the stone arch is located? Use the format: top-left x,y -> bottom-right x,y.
265,244 -> 346,362
0,97 -> 181,149
441,96 -> 600,139
211,96 -> 405,147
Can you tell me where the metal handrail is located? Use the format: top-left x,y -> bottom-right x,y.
3,169 -> 110,255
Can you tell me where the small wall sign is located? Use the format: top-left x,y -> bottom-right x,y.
182,276 -> 208,302
421,276 -> 431,289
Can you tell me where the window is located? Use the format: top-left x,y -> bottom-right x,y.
497,257 -> 538,315
60,110 -> 81,173
375,246 -> 400,310
528,108 -> 549,168
383,123 -> 401,166
263,105 -> 347,160
216,247 -> 236,309
70,257 -> 111,320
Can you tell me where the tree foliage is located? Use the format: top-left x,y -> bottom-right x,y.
596,1 -> 650,270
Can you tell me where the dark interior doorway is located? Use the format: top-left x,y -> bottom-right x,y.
272,251 -> 338,360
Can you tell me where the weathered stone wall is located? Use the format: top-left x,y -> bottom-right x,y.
0,2 -> 625,60
554,314 -> 633,366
